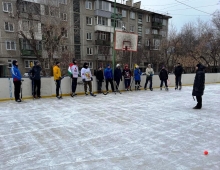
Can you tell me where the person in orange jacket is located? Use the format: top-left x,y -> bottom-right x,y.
53,61 -> 62,99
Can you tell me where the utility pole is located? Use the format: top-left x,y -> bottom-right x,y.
112,0 -> 116,72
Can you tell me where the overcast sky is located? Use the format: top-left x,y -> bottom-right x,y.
116,0 -> 220,32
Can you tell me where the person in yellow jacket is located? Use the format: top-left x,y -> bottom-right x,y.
53,61 -> 62,99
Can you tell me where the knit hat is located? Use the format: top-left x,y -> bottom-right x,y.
116,64 -> 120,67
72,58 -> 76,64
56,61 -> 60,65
34,61 -> 39,65
12,60 -> 17,66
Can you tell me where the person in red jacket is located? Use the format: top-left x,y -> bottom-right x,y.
122,64 -> 132,91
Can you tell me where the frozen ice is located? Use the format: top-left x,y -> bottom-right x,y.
0,84 -> 220,170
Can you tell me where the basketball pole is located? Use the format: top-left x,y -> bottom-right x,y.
112,0 -> 116,72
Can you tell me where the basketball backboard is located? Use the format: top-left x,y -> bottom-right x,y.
114,31 -> 138,52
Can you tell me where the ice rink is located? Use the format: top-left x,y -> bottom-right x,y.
0,84 -> 220,170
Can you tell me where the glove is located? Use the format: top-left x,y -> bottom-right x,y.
21,79 -> 24,81
82,79 -> 85,82
91,77 -> 93,81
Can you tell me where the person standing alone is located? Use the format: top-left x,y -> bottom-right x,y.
192,63 -> 205,109
174,63 -> 183,90
29,61 -> 42,98
11,60 -> 22,102
159,66 -> 169,91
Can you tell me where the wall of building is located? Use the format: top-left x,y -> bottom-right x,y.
0,73 -> 219,101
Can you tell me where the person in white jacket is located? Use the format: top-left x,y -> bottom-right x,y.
70,58 -> 79,97
81,62 -> 95,96
144,64 -> 154,91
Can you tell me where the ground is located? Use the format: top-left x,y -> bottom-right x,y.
0,84 -> 220,170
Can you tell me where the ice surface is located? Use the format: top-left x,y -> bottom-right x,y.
0,84 -> 220,170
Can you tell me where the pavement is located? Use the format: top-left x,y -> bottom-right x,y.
0,84 -> 220,170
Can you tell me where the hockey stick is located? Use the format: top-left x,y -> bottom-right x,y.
60,79 -> 62,98
20,80 -> 23,100
114,81 -> 121,94
8,78 -> 12,100
129,77 -> 134,91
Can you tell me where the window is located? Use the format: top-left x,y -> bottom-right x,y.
6,41 -> 16,50
22,20 -> 30,31
87,48 -> 93,55
130,25 -> 134,32
85,1 -> 92,10
24,60 -> 36,68
61,45 -> 68,52
145,28 -> 150,34
122,10 -> 126,17
153,39 -> 160,50
61,28 -> 68,37
163,19 -> 167,26
86,17 -> 92,25
99,1 -> 110,11
160,31 -> 166,37
138,25 -> 142,36
96,16 -> 108,26
152,29 -> 158,34
88,62 -> 93,69
87,32 -> 92,40
3,2 -> 12,12
98,32 -> 109,40
145,39 -> 150,46
111,20 -> 122,28
146,15 -> 150,22
130,12 -> 135,19
8,59 -> 14,68
138,37 -> 142,46
60,13 -> 67,21
138,14 -> 142,24
59,0 -> 67,4
5,22 -> 14,32
50,7 -> 59,17
21,39 -> 42,50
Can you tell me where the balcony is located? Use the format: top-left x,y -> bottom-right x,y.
21,49 -> 42,56
111,13 -> 122,20
152,22 -> 163,29
95,40 -> 111,46
153,34 -> 162,39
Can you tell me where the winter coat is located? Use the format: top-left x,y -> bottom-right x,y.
70,64 -> 79,78
29,65 -> 42,80
175,66 -> 183,76
96,70 -> 104,82
146,68 -> 154,77
134,68 -> 142,81
81,68 -> 92,81
159,69 -> 168,80
104,68 -> 113,79
53,65 -> 61,80
192,65 -> 205,96
114,68 -> 122,81
122,68 -> 132,79
11,65 -> 22,81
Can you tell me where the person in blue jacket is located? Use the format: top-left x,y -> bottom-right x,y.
11,60 -> 22,102
134,65 -> 142,90
104,64 -> 115,92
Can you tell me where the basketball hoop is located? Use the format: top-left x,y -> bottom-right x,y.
114,31 -> 138,52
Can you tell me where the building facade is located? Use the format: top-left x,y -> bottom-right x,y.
0,0 -> 171,77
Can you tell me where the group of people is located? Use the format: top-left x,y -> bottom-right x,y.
10,59 -> 205,109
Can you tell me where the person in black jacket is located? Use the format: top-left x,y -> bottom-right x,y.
114,64 -> 122,91
174,63 -> 183,90
96,66 -> 104,93
29,61 -> 42,98
192,63 -> 205,109
159,66 -> 169,91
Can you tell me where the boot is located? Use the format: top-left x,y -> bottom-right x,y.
193,106 -> 201,109
179,86 -> 182,90
160,87 -> 162,90
175,86 -> 178,90
165,87 -> 169,91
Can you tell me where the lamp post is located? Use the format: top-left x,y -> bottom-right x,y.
112,0 -> 116,72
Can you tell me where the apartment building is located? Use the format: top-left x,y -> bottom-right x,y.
0,0 -> 171,77
74,0 -> 171,70
0,0 -> 73,77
